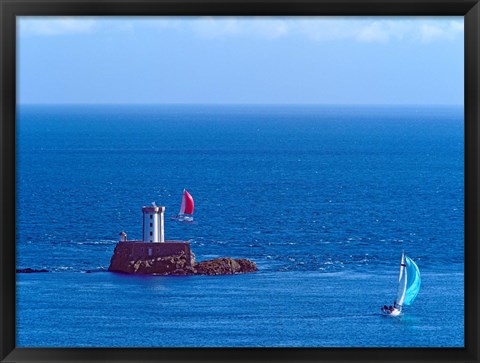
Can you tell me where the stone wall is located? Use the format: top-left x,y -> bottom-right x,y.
110,241 -> 192,266
108,240 -> 258,276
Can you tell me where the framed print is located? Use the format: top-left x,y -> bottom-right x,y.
1,0 -> 479,362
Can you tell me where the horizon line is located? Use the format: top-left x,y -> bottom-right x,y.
17,102 -> 464,107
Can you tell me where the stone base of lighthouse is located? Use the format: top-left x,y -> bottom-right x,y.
108,241 -> 195,275
108,240 -> 258,276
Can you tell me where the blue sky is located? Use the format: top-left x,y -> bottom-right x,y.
17,16 -> 464,105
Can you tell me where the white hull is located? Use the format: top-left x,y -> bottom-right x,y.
381,307 -> 401,316
171,214 -> 193,223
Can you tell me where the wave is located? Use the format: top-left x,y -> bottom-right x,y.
76,240 -> 117,246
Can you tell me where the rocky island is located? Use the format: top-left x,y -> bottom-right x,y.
16,268 -> 49,273
107,203 -> 258,276
108,248 -> 257,275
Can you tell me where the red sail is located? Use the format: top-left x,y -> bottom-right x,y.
184,190 -> 194,215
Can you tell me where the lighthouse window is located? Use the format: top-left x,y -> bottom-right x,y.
150,223 -> 153,227
150,215 -> 153,219
150,231 -> 153,236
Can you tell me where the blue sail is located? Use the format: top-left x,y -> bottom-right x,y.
403,256 -> 421,306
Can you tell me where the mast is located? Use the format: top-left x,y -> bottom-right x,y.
395,251 -> 407,308
179,189 -> 186,215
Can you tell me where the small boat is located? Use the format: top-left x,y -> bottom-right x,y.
172,189 -> 194,222
381,251 -> 421,316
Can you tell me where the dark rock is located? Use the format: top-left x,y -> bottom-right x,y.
16,268 -> 49,273
194,257 -> 258,275
109,250 -> 196,275
234,258 -> 259,273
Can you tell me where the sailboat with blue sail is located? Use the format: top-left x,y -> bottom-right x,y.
382,251 -> 421,316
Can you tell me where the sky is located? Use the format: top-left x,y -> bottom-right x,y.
17,16 -> 464,105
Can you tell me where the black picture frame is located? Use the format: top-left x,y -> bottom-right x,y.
1,1 -> 479,362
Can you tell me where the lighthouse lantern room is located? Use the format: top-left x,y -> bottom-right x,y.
142,204 -> 165,243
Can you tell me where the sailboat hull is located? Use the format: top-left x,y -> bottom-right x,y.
381,307 -> 401,316
171,215 -> 194,223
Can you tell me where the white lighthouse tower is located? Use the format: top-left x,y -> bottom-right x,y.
142,204 -> 165,243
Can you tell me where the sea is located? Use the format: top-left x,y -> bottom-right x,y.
15,104 -> 464,347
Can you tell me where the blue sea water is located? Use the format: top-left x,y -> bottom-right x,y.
16,104 -> 464,347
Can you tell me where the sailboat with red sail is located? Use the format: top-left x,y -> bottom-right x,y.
172,189 -> 194,222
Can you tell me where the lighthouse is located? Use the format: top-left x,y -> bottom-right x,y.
111,203 -> 193,271
142,204 -> 165,243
